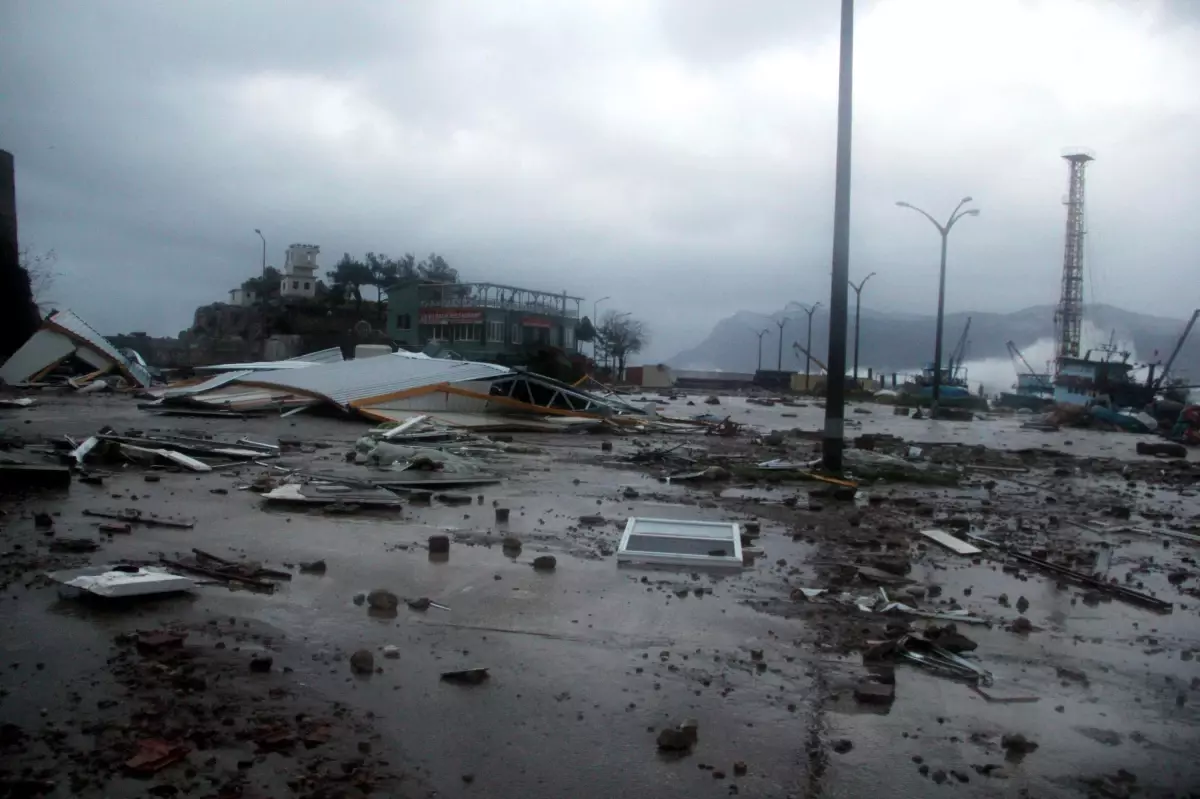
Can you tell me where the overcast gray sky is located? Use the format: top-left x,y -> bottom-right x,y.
4,0 -> 1198,361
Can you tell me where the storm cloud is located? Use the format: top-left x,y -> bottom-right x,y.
3,0 -> 1198,360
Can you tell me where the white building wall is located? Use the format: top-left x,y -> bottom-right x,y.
281,243 -> 320,299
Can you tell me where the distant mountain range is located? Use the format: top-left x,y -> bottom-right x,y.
666,304 -> 1200,384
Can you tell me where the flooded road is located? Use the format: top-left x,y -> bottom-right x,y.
2,394 -> 1199,797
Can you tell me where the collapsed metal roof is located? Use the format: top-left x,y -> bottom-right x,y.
198,346 -> 346,373
46,310 -> 153,387
234,352 -> 513,409
0,309 -> 152,388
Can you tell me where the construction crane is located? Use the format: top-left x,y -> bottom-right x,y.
1006,341 -> 1052,389
792,341 -> 828,374
946,316 -> 971,383
1152,308 -> 1200,391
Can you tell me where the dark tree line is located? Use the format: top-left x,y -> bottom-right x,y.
327,252 -> 458,315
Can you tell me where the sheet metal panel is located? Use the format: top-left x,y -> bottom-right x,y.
197,347 -> 346,373
291,347 -> 345,363
0,329 -> 76,384
162,370 -> 252,397
920,529 -> 982,555
234,353 -> 512,409
47,309 -> 153,387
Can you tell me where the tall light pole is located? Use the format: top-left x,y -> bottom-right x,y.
896,197 -> 979,418
592,295 -> 609,361
848,271 -> 876,384
754,328 -> 768,371
775,316 -> 791,371
801,302 -> 822,392
253,228 -> 267,302
610,311 -> 631,376
823,0 -> 855,472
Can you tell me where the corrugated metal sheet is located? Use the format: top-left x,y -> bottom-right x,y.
233,353 -> 512,408
197,347 -> 345,373
46,310 -> 153,387
0,329 -> 76,384
197,360 -> 319,373
161,370 -> 252,397
292,347 -> 345,364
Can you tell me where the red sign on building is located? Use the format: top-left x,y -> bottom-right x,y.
521,316 -> 552,328
419,308 -> 484,324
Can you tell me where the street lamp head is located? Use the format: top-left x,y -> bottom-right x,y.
960,196 -> 973,204
963,209 -> 980,217
895,201 -> 911,209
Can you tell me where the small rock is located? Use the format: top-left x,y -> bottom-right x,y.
249,655 -> 273,673
532,555 -> 557,572
656,728 -> 694,752
733,761 -> 748,775
382,645 -> 400,659
352,592 -> 366,606
1010,617 -> 1033,634
298,559 -> 327,574
853,681 -> 894,705
932,769 -> 947,785
367,589 -> 399,611
428,535 -> 450,554
349,649 -> 375,675
1000,733 -> 1038,754
831,739 -> 853,754
1015,596 -> 1030,613
441,668 -> 489,685
1055,666 -> 1088,685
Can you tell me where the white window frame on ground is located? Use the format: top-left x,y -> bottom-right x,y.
617,518 -> 743,568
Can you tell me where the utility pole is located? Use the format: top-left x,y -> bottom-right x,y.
823,0 -> 854,472
254,228 -> 267,304
848,271 -> 876,384
592,296 -> 609,362
802,302 -> 821,392
775,316 -> 790,371
896,197 -> 979,418
754,328 -> 768,371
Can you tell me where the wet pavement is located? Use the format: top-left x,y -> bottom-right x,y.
2,393 -> 1200,797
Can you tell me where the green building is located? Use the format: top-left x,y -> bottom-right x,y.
386,281 -> 583,360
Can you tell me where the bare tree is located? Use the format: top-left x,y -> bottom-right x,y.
19,246 -> 57,310
597,310 -> 648,379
